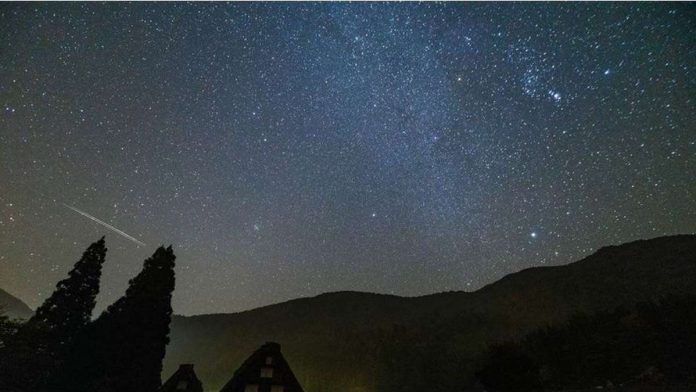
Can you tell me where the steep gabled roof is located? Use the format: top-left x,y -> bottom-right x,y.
160,364 -> 204,392
220,342 -> 304,392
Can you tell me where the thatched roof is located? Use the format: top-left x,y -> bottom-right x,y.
220,342 -> 304,392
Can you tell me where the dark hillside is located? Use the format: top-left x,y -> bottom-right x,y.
164,235 -> 696,391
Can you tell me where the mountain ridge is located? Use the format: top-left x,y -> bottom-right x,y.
163,234 -> 696,391
0,288 -> 33,321
176,234 -> 695,319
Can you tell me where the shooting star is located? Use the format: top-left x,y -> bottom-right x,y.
63,204 -> 147,247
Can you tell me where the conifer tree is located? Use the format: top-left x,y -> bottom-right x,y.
0,306 -> 20,349
57,245 -> 176,392
0,237 -> 107,392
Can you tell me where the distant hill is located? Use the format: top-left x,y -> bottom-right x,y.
164,235 -> 696,392
0,288 -> 33,321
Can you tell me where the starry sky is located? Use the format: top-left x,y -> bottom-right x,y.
1,3 -> 694,316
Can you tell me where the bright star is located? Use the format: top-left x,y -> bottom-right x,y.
549,90 -> 561,102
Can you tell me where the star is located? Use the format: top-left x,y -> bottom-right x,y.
548,90 -> 562,103
0,3 -> 691,315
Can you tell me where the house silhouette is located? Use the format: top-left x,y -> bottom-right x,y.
219,342 -> 305,392
160,364 -> 204,392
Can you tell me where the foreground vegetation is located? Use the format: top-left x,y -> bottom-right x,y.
477,295 -> 696,391
0,238 -> 176,392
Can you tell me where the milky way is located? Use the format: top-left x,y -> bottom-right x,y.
1,3 -> 694,315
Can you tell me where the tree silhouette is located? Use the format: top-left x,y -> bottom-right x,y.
476,295 -> 696,390
0,306 -> 21,349
0,307 -> 22,392
55,245 -> 176,392
0,237 -> 106,392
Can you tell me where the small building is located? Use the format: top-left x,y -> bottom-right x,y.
219,342 -> 305,392
160,364 -> 204,392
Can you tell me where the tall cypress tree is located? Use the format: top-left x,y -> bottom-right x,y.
0,237 -> 107,392
57,245 -> 176,392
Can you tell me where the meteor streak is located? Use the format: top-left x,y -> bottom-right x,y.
63,204 -> 146,247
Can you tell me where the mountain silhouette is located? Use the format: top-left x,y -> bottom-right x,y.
0,288 -> 33,321
163,235 -> 696,391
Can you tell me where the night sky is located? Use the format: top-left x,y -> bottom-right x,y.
1,3 -> 694,315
